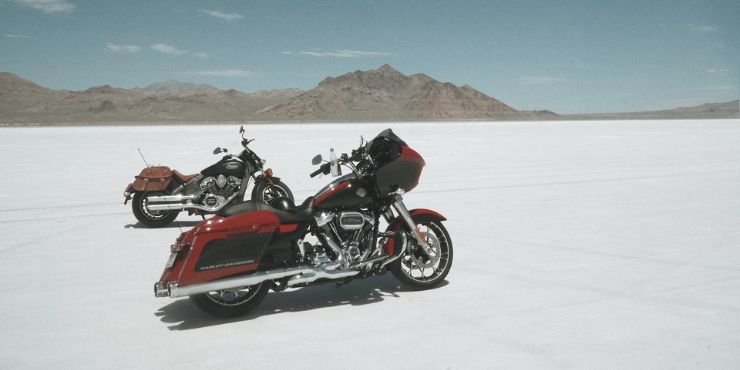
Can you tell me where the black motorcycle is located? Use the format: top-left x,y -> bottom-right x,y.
124,126 -> 293,227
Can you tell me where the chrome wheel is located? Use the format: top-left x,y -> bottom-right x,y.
140,195 -> 170,220
131,192 -> 178,228
400,223 -> 450,282
190,282 -> 270,318
390,216 -> 453,290
204,284 -> 264,307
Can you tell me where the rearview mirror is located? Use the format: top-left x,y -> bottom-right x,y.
213,147 -> 226,155
311,154 -> 323,165
239,126 -> 245,134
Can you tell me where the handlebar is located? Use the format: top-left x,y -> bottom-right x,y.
310,145 -> 367,178
310,163 -> 329,178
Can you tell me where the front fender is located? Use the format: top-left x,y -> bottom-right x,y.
383,208 -> 447,255
255,174 -> 281,184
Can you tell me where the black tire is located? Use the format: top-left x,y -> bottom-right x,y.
189,282 -> 270,319
389,215 -> 453,290
131,192 -> 178,228
251,179 -> 294,205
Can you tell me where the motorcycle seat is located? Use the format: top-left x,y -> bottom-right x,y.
172,170 -> 198,183
217,197 -> 314,224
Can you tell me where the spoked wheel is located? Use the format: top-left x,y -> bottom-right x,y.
252,179 -> 294,204
390,215 -> 453,290
131,192 -> 178,228
190,283 -> 270,318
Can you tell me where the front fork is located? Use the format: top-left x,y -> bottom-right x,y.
391,195 -> 433,256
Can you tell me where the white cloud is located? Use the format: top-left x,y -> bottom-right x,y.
198,9 -> 243,21
192,52 -> 209,59
189,69 -> 253,78
15,0 -> 75,14
706,68 -> 730,74
288,49 -> 393,58
4,33 -> 34,39
151,43 -> 187,56
106,42 -> 142,54
521,76 -> 566,85
687,24 -> 718,32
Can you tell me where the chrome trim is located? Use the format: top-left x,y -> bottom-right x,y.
338,211 -> 365,230
286,268 -> 359,287
146,194 -> 198,203
146,192 -> 238,212
391,195 -> 432,253
324,235 -> 346,268
154,282 -> 169,297
315,212 -> 335,227
380,232 -> 407,269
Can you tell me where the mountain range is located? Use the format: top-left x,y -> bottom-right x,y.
0,65 -> 737,124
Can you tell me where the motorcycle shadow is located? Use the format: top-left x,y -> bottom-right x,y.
124,221 -> 202,229
155,274 -> 446,330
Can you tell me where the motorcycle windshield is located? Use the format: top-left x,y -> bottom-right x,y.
366,129 -> 407,150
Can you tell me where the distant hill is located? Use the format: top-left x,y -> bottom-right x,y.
260,64 -> 527,120
0,66 -> 737,124
566,100 -> 739,120
0,73 -> 303,124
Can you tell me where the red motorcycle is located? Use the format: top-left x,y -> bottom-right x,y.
154,129 -> 452,318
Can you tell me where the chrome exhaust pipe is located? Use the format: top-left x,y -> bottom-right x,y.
146,193 -> 238,212
166,265 -> 314,298
380,233 -> 407,269
146,203 -> 190,211
146,194 -> 198,203
163,260 -> 358,298
154,282 -> 169,297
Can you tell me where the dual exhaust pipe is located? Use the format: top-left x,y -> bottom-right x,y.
145,193 -> 237,212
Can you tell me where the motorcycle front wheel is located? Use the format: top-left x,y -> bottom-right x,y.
131,192 -> 178,228
251,179 -> 294,204
389,215 -> 453,290
190,283 -> 270,318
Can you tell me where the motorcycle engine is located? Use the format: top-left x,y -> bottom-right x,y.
199,175 -> 242,207
315,211 -> 375,266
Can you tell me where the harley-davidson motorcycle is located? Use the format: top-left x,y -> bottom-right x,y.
124,126 -> 293,228
154,129 -> 452,318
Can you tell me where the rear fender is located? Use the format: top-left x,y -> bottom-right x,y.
383,209 -> 446,255
123,183 -> 134,204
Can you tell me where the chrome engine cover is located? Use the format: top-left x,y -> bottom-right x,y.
338,212 -> 367,230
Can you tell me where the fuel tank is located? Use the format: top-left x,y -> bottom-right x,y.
201,155 -> 245,178
314,174 -> 373,210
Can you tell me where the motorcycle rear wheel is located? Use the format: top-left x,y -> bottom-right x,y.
389,215 -> 453,290
190,282 -> 270,318
131,192 -> 179,228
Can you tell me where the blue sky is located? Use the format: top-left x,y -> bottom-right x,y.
1,0 -> 737,113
